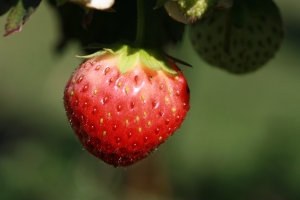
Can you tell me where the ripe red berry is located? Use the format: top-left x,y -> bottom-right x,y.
63,45 -> 190,167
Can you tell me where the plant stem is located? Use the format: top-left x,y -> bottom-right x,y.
134,0 -> 144,47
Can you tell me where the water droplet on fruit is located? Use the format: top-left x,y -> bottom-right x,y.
128,132 -> 132,138
84,62 -> 92,68
132,143 -> 137,149
159,111 -> 164,117
152,101 -> 158,108
176,90 -> 180,96
165,119 -> 170,125
82,85 -> 89,92
113,125 -> 117,131
81,115 -> 85,121
134,75 -> 138,85
109,78 -> 114,84
104,67 -> 110,75
144,136 -> 148,142
83,102 -> 88,108
95,65 -> 101,70
102,97 -> 108,104
92,108 -> 97,114
75,99 -> 78,106
176,115 -> 180,121
130,102 -> 135,109
117,105 -> 122,112
155,128 -> 160,134
168,127 -> 172,133
77,76 -> 83,83
159,84 -> 164,90
116,137 -> 121,143
91,125 -> 95,131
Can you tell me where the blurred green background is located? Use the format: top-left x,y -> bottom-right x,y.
1,1 -> 300,199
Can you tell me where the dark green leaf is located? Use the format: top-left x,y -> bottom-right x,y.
155,0 -> 171,9
56,0 -> 66,6
163,52 -> 192,68
0,0 -> 18,16
4,0 -> 41,36
47,0 -> 185,54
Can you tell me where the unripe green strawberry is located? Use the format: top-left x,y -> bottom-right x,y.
189,0 -> 284,74
63,45 -> 190,167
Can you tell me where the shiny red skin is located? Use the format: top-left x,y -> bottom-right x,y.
64,54 -> 190,167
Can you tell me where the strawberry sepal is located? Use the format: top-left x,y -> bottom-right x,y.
76,44 -> 179,75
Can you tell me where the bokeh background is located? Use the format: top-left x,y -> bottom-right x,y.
1,1 -> 300,199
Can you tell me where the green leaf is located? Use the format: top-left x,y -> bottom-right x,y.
155,0 -> 171,9
76,50 -> 107,58
140,50 -> 162,71
4,0 -> 41,36
118,48 -> 139,74
140,49 -> 178,75
0,0 -> 17,16
163,52 -> 192,68
55,0 -> 66,6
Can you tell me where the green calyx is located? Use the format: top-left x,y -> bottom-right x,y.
177,0 -> 219,22
77,44 -> 178,75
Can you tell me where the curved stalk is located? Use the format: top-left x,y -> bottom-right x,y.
134,0 -> 145,47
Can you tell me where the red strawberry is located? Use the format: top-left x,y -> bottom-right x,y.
63,45 -> 190,167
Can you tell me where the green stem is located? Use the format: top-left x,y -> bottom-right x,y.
134,0 -> 145,47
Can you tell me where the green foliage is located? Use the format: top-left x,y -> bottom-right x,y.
155,0 -> 171,8
2,0 -> 41,36
1,0 -> 185,50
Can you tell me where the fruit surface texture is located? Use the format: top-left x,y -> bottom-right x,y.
63,45 -> 190,167
189,0 -> 284,74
